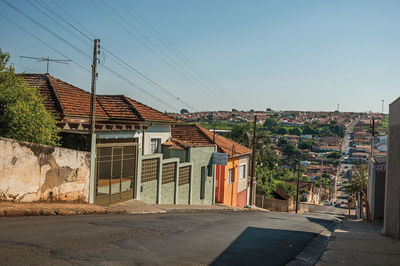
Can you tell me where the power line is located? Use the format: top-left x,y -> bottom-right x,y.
101,64 -> 179,112
119,0 -> 240,108
92,0 -> 229,109
1,0 -> 179,112
40,0 -> 198,112
25,0 -> 91,48
0,13 -> 90,73
2,0 -> 91,61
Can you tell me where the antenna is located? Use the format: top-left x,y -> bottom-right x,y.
337,103 -> 340,112
19,56 -> 71,74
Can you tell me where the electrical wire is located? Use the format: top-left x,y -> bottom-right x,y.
119,0 -> 240,108
0,13 -> 91,73
92,0 -> 228,109
40,0 -> 198,112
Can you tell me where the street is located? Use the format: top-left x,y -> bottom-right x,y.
0,210 -> 341,265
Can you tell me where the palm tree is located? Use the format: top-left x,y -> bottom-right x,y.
341,165 -> 367,195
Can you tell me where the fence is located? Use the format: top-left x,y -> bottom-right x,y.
139,154 -> 193,204
255,194 -> 295,212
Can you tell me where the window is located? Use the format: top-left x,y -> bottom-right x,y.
200,166 -> 206,199
239,165 -> 246,179
228,168 -> 234,184
207,165 -> 213,176
150,138 -> 161,154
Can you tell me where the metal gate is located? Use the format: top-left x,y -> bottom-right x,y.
94,142 -> 137,205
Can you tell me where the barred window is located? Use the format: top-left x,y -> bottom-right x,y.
162,162 -> 176,184
141,159 -> 158,183
179,166 -> 190,186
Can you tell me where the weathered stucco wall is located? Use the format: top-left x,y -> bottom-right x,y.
0,137 -> 90,202
189,147 -> 214,205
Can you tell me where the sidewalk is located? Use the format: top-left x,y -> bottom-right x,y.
111,199 -> 253,214
0,202 -> 126,217
0,200 -> 252,217
317,219 -> 400,266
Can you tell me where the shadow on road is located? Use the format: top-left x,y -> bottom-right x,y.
211,226 -> 317,266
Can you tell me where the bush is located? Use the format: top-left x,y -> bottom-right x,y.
0,49 -> 60,146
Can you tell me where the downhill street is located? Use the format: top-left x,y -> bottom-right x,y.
0,210 -> 343,266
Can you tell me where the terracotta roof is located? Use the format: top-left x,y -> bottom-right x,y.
273,188 -> 291,200
196,125 -> 252,156
21,74 -> 61,117
97,95 -> 142,121
47,75 -> 107,118
162,138 -> 213,150
20,74 -> 176,124
171,124 -> 251,157
126,97 -> 178,123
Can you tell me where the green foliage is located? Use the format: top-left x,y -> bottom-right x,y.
341,165 -> 368,195
180,108 -> 189,114
264,117 -> 279,129
327,151 -> 342,159
298,138 -> 316,150
275,180 -> 296,197
0,49 -> 60,146
288,127 -> 302,135
302,122 -> 345,137
276,127 -> 288,135
378,114 -> 388,135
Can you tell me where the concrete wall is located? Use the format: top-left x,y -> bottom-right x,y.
237,156 -> 249,194
189,147 -> 214,205
140,179 -> 158,204
368,158 -> 386,220
0,137 -> 90,202
384,97 -> 400,239
255,195 -> 294,212
161,182 -> 175,204
178,184 -> 190,204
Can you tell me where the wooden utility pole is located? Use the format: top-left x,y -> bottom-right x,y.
90,39 -> 100,134
89,39 -> 100,204
249,115 -> 257,206
295,161 -> 300,213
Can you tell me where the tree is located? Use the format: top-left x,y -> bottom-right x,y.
180,108 -> 189,114
341,165 -> 368,195
298,139 -> 316,150
264,117 -> 279,129
327,151 -> 342,160
276,127 -> 288,135
289,127 -> 302,135
0,49 -> 60,146
232,108 -> 238,112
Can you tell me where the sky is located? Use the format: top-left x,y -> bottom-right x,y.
0,0 -> 399,113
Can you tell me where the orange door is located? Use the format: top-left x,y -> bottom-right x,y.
215,165 -> 225,203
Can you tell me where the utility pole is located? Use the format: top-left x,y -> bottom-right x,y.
213,124 -> 216,144
382,99 -> 384,114
337,103 -> 340,112
250,115 -> 257,206
295,160 -> 301,213
89,39 -> 100,204
371,118 -> 375,158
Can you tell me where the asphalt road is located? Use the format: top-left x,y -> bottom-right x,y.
0,211 -> 340,266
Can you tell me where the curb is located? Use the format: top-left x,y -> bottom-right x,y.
286,219 -> 341,266
0,207 -> 126,217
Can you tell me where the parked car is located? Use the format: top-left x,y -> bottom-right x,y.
323,200 -> 332,206
334,201 -> 341,207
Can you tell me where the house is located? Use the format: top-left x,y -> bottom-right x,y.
162,134 -> 216,205
22,74 -> 178,205
170,124 -> 252,207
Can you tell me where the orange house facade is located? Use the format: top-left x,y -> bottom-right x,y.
215,154 -> 250,207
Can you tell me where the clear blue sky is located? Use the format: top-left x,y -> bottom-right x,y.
1,0 -> 399,113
